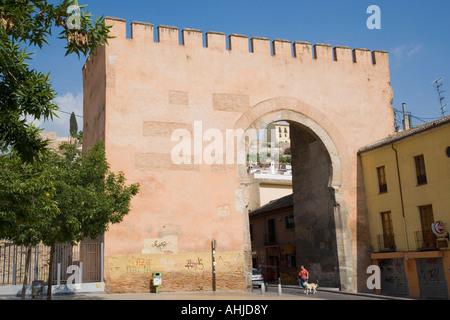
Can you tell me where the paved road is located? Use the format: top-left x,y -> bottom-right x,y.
61,285 -> 411,300
267,285 -> 407,300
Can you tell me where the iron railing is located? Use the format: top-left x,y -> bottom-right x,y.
414,231 -> 437,250
0,241 -> 103,285
376,234 -> 396,252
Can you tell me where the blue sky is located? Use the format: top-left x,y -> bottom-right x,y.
29,0 -> 450,136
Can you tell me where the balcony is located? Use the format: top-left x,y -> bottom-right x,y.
414,231 -> 437,250
376,234 -> 396,252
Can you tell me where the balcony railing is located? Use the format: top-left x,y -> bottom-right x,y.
376,234 -> 396,252
414,231 -> 437,250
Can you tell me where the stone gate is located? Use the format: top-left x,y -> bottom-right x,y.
83,17 -> 394,293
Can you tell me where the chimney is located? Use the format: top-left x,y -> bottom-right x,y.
402,103 -> 410,131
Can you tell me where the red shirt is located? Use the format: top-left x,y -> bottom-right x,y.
299,269 -> 309,280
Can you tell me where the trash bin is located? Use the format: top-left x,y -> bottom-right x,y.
152,273 -> 162,293
31,280 -> 44,299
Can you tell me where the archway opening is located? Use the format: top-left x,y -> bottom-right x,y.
242,112 -> 344,289
289,121 -> 340,288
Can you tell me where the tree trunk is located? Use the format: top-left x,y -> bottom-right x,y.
21,246 -> 32,300
46,245 -> 55,300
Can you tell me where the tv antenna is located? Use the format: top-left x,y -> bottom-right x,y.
432,77 -> 447,117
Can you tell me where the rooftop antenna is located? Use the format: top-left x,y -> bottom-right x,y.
432,77 -> 447,117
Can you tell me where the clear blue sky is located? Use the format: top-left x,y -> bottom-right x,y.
30,0 -> 450,136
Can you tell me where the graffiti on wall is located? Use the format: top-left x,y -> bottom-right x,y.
107,247 -> 244,278
142,235 -> 177,254
126,257 -> 152,273
185,257 -> 204,270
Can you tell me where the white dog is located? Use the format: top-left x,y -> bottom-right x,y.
304,281 -> 319,294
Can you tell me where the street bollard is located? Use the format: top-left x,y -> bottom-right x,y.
278,278 -> 282,296
261,282 -> 265,296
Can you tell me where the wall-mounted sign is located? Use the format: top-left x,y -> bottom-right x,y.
432,221 -> 446,237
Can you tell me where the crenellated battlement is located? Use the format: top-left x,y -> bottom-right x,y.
105,17 -> 389,66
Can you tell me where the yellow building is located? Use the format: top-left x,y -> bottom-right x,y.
266,122 -> 291,144
359,115 -> 450,299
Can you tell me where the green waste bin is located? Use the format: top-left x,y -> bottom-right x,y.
152,273 -> 162,293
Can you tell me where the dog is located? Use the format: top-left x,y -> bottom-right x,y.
304,280 -> 319,294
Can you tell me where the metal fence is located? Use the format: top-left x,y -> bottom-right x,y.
0,241 -> 103,285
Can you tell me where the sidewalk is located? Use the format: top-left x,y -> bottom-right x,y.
50,290 -> 310,300
0,285 -> 312,300
0,291 -> 310,301
0,284 -> 412,300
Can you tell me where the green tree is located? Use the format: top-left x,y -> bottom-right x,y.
279,155 -> 291,164
69,111 -> 78,137
0,0 -> 111,163
44,140 -> 139,299
0,140 -> 139,299
0,150 -> 59,299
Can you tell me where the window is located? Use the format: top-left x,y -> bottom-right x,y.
419,205 -> 436,248
380,211 -> 395,250
414,155 -> 427,185
266,218 -> 277,245
377,166 -> 387,193
287,255 -> 297,269
285,214 -> 295,231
